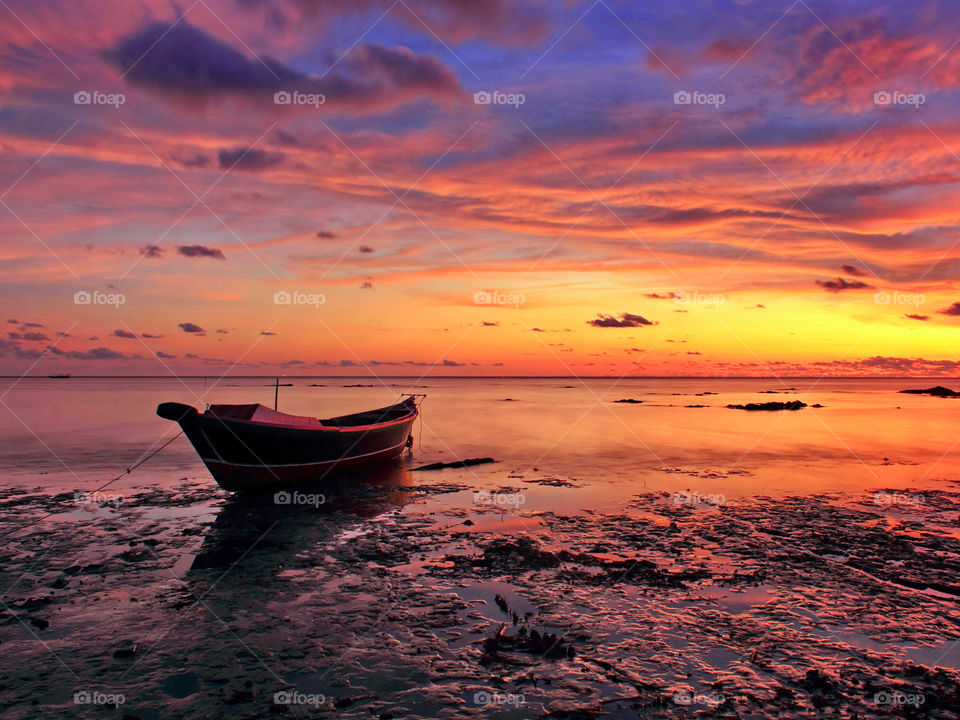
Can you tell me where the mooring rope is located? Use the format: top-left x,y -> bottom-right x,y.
0,431 -> 184,540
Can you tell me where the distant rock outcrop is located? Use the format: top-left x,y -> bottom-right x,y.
727,401 -> 807,411
898,386 -> 960,397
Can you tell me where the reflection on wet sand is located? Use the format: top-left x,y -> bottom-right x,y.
190,464 -> 416,572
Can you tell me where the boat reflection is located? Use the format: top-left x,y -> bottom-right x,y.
189,463 -> 415,573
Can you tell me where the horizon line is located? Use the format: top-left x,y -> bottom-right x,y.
4,375 -> 958,380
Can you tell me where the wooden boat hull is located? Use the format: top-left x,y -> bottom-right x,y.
157,397 -> 418,492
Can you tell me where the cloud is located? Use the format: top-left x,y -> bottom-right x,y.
645,292 -> 679,299
316,230 -> 337,239
938,302 -> 960,316
358,245 -> 375,253
141,245 -> 164,258
236,0 -> 550,45
441,359 -> 465,366
7,332 -> 50,342
359,280 -> 373,289
172,153 -> 210,169
904,314 -> 928,321
841,264 -> 866,276
178,245 -> 226,260
156,351 -> 177,359
141,333 -> 164,339
588,313 -> 657,328
260,331 -> 277,335
178,322 -> 206,334
0,338 -> 44,359
480,321 -> 499,327
112,329 -> 137,338
218,148 -> 285,172
105,20 -> 464,111
815,277 -> 873,292
61,347 -> 126,360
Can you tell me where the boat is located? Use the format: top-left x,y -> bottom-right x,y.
156,395 -> 422,492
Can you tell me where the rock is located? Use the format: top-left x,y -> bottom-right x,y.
481,536 -> 559,569
29,617 -> 49,629
899,385 -> 960,397
113,642 -> 137,659
613,398 -> 643,404
411,458 -> 496,471
727,401 -> 807,411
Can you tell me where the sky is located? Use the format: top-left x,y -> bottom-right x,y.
2,0 -> 960,376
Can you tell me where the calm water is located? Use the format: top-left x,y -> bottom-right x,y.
1,376 -> 956,502
3,376 -> 959,719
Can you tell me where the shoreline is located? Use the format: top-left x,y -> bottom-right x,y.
2,475 -> 958,718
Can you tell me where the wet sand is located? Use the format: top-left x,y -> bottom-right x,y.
2,467 -> 959,719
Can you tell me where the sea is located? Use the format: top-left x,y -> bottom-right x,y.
1,376 -> 958,719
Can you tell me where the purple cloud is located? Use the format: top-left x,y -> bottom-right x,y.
816,278 -> 873,292
217,148 -> 285,172
178,245 -> 226,260
588,313 -> 657,328
105,20 -> 464,111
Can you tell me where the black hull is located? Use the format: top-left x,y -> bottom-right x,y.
158,398 -> 418,492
